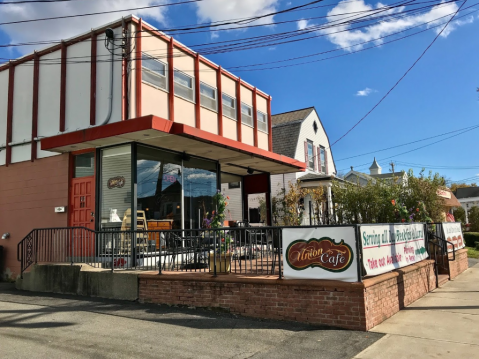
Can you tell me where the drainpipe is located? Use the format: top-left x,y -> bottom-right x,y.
98,31 -> 115,126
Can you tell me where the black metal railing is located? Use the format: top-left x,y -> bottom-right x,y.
17,227 -> 97,277
17,226 -> 283,278
426,223 -> 456,287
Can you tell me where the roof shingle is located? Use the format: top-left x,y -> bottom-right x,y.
271,107 -> 314,126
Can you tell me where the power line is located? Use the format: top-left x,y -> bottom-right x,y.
338,124 -> 479,172
335,123 -> 479,162
3,1 -> 472,73
328,0 -> 468,149
0,0 -> 453,49
0,0 -> 322,27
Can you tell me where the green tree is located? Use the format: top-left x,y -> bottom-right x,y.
332,169 -> 446,224
469,206 -> 479,232
454,206 -> 466,224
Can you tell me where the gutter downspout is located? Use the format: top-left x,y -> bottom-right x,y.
98,33 -> 115,126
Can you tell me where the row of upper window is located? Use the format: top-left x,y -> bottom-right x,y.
142,53 -> 269,133
306,141 -> 326,173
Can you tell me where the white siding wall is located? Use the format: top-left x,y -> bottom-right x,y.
295,111 -> 336,176
11,62 -> 33,163
65,41 -> 91,132
96,28 -> 122,125
0,70 -> 9,166
37,50 -> 62,159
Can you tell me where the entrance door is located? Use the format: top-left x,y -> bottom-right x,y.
70,152 -> 96,259
70,176 -> 95,229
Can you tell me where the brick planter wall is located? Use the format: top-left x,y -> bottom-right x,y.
448,248 -> 469,280
363,260 -> 436,330
139,259 -> 443,331
139,274 -> 367,330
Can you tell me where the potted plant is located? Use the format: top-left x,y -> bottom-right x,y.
203,191 -> 232,274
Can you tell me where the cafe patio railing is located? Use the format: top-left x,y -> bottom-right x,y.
17,226 -> 283,278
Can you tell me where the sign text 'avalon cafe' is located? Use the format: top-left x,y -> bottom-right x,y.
360,223 -> 428,276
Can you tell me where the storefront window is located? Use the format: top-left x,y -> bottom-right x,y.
100,145 -> 132,230
137,146 -> 182,229
183,157 -> 217,229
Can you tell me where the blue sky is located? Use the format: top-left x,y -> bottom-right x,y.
0,0 -> 477,185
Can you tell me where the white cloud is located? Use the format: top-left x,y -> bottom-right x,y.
0,0 -> 169,54
319,0 -> 474,50
356,87 -> 375,96
297,19 -> 310,30
195,0 -> 280,38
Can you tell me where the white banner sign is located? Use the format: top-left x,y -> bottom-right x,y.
442,222 -> 465,252
360,223 -> 428,276
282,227 -> 358,282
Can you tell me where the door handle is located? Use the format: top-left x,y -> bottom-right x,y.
90,212 -> 95,217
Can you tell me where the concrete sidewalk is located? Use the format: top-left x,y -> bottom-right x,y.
355,263 -> 479,359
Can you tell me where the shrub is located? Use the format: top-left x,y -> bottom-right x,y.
464,232 -> 479,247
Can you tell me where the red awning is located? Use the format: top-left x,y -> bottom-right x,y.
41,115 -> 306,176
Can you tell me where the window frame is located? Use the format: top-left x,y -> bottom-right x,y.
307,141 -> 314,170
241,102 -> 253,127
141,52 -> 168,92
222,93 -> 237,121
199,82 -> 218,112
173,69 -> 195,103
257,110 -> 268,133
320,146 -> 326,173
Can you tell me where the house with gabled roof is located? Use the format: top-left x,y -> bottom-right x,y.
269,107 -> 338,225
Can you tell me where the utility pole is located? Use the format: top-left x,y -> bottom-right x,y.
390,162 -> 395,173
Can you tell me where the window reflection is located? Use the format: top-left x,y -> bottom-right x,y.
137,146 -> 182,229
136,145 -> 218,230
183,157 -> 217,230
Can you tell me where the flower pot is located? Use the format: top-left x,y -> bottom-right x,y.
208,253 -> 232,274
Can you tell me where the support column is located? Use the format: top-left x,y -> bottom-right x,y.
327,184 -> 333,224
217,67 -> 223,136
135,19 -> 142,118
236,78 -> 242,142
168,37 -> 175,122
60,41 -> 67,132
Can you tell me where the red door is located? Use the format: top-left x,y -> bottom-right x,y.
70,176 -> 96,258
70,176 -> 95,229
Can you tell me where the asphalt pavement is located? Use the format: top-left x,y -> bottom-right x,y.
0,283 -> 381,359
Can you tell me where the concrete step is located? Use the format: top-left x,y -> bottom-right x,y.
438,274 -> 449,287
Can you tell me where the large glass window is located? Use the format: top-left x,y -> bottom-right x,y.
137,146 -> 183,230
183,157 -> 217,230
136,145 -> 217,230
100,145 -> 132,230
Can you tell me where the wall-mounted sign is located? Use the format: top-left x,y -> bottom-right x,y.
283,227 -> 358,282
442,222 -> 465,252
360,223 -> 428,276
107,176 -> 126,189
286,238 -> 353,272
